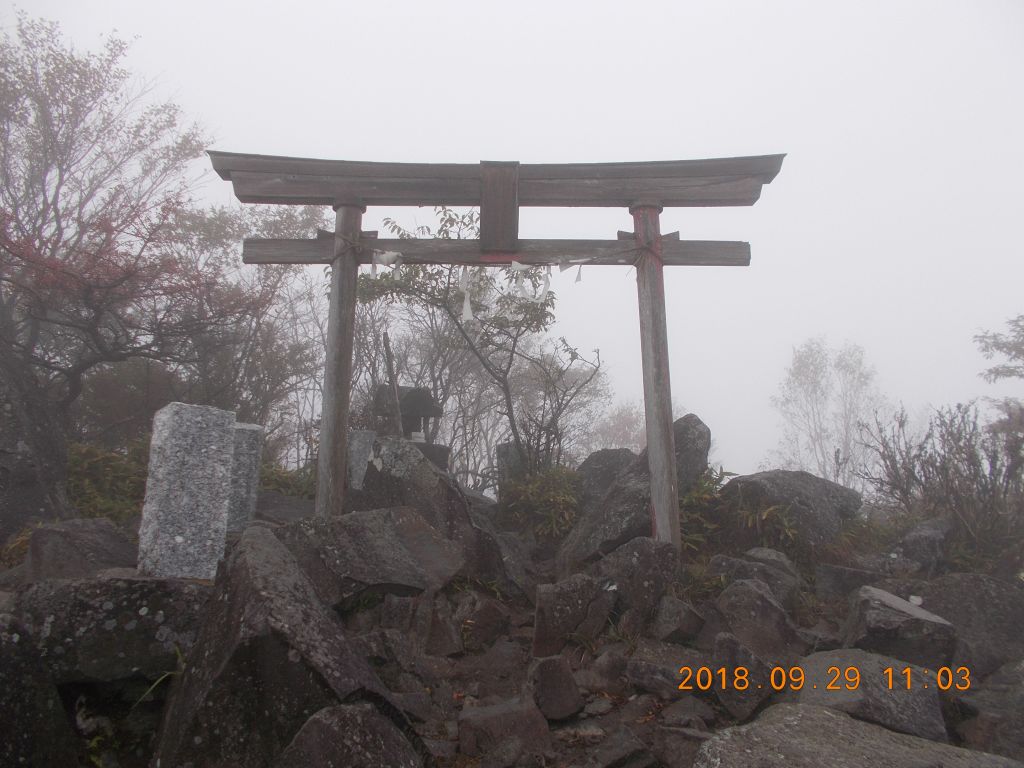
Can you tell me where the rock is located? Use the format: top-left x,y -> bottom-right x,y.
897,516 -> 953,575
576,649 -> 629,696
275,506 -> 465,610
152,526 -> 412,768
841,586 -> 956,670
694,703 -> 1022,768
592,726 -> 657,768
0,564 -> 23,589
138,402 -> 235,579
586,697 -> 615,716
458,697 -> 551,758
790,648 -> 947,742
558,415 -> 711,572
626,638 -> 709,699
346,429 -> 377,491
958,658 -> 1024,761
274,703 -> 423,768
532,574 -> 614,657
0,613 -> 80,767
712,632 -> 773,720
744,547 -> 800,578
228,422 -> 264,534
649,595 -> 704,644
413,591 -> 463,657
353,436 -> 475,544
707,552 -> 800,607
22,517 -> 136,583
719,470 -> 862,550
716,579 -> 807,663
876,573 -> 1024,678
529,656 -> 584,720
15,574 -> 210,683
815,563 -> 883,601
456,593 -> 511,653
577,448 -> 636,510
467,506 -> 540,602
661,695 -> 715,729
593,536 -> 679,623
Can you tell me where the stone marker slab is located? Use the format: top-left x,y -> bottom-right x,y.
138,402 -> 235,579
228,422 -> 264,534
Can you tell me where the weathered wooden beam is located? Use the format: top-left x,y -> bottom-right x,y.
241,236 -> 750,267
480,161 -> 520,252
209,151 -> 784,183
632,204 -> 681,551
315,205 -> 363,518
208,152 -> 785,208
218,171 -> 770,208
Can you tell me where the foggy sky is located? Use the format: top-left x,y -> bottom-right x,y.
9,0 -> 1023,473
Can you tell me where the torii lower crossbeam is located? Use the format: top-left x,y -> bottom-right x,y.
210,151 -> 784,553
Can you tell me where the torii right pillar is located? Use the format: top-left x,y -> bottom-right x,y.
631,203 -> 680,549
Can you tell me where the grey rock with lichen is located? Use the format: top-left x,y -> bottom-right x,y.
695,703 -> 1022,768
14,574 -> 210,683
138,402 -> 235,579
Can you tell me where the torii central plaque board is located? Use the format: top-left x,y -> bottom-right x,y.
210,151 -> 784,551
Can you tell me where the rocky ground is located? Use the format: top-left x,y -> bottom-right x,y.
1,415 -> 1023,767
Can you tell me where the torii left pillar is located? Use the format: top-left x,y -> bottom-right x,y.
316,204 -> 363,517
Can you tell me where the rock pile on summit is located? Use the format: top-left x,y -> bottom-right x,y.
1,414 -> 1022,767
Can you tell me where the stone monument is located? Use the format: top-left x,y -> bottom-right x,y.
138,403 -> 235,579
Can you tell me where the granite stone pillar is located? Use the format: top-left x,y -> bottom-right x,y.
138,403 -> 235,579
228,423 -> 264,534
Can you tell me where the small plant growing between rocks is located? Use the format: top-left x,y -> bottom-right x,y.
501,466 -> 582,542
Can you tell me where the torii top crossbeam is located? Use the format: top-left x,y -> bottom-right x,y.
209,150 -> 784,552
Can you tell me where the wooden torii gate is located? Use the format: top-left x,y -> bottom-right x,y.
209,151 -> 784,551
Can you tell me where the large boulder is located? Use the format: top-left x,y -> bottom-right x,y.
958,659 -> 1024,762
719,470 -> 862,551
532,573 -> 614,657
715,579 -> 807,663
815,563 -> 884,602
694,704 -> 1022,768
275,703 -> 424,768
352,437 -> 524,593
22,517 -> 137,583
625,638 -> 709,699
841,586 -> 957,670
0,613 -> 80,767
457,697 -> 551,758
649,595 -> 704,644
707,549 -> 801,607
876,573 -> 1024,678
529,656 -> 584,720
577,447 -> 636,511
790,648 -> 947,742
558,414 -> 711,572
712,631 -> 773,720
592,536 -> 679,630
152,526 -> 418,768
274,506 -> 465,611
350,437 -> 474,544
15,573 -> 210,684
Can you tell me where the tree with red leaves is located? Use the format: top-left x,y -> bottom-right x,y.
0,16 -> 292,518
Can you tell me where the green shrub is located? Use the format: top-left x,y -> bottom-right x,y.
678,465 -> 733,553
502,466 -> 581,541
260,463 -> 317,499
67,441 -> 148,524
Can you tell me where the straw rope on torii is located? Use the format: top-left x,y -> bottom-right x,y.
209,151 -> 785,552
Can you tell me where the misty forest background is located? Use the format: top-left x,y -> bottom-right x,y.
0,16 -> 1021,575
